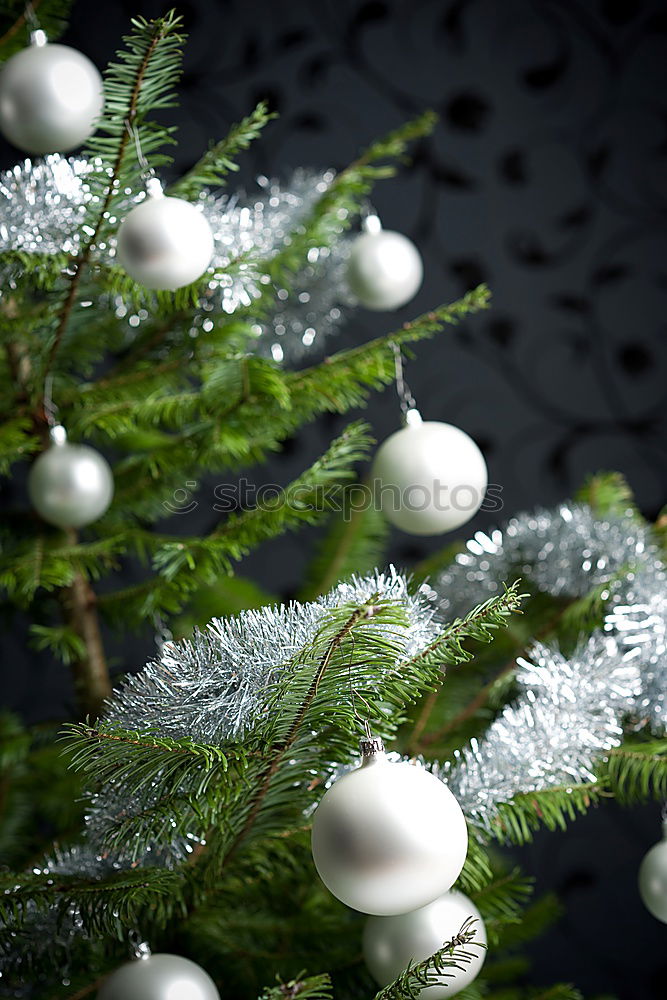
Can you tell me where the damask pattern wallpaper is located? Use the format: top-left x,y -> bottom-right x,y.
1,1 -> 666,995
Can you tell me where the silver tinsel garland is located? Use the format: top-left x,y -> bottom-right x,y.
440,635 -> 640,832
103,567 -> 439,745
436,503 -> 667,731
432,502 -> 666,835
0,156 -> 354,364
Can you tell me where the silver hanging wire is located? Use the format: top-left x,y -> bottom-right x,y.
43,374 -> 67,443
346,634 -> 374,740
391,341 -> 418,416
43,374 -> 58,428
125,119 -> 161,194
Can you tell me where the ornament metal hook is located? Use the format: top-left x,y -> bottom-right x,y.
346,629 -> 387,757
125,120 -> 162,196
391,341 -> 420,424
25,3 -> 46,45
43,374 -> 67,444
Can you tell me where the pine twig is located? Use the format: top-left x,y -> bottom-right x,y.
43,18 -> 169,380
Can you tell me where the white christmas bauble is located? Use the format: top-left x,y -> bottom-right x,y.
311,740 -> 468,915
28,426 -> 113,529
371,410 -> 488,536
0,39 -> 103,154
347,217 -> 423,311
364,890 -> 487,997
638,819 -> 667,923
97,953 -> 220,1000
116,191 -> 214,290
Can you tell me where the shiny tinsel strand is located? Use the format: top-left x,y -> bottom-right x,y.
439,635 -> 640,833
0,157 -> 353,363
103,566 -> 439,745
436,503 -> 667,731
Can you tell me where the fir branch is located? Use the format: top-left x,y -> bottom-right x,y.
373,917 -> 485,1000
405,583 -> 524,673
169,102 -> 276,199
469,869 -> 533,927
0,866 -> 182,939
250,112 -> 438,305
100,422 -> 374,627
456,834 -> 493,895
489,782 -> 606,845
220,603 -> 372,866
66,289 -> 490,515
258,974 -> 332,1000
44,11 -> 185,378
575,470 -> 639,520
601,740 -> 667,804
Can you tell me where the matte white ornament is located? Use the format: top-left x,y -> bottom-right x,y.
364,890 -> 487,997
116,184 -> 215,290
638,817 -> 667,923
0,35 -> 103,154
311,739 -> 468,915
371,410 -> 488,536
347,215 -> 423,311
97,950 -> 220,1000
28,425 -> 113,529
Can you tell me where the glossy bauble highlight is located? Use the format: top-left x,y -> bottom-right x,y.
347,217 -> 423,311
371,410 -> 488,536
28,426 -> 113,529
0,40 -> 103,154
117,190 -> 214,290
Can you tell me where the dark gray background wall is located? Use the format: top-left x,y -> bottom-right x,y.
1,1 -> 666,996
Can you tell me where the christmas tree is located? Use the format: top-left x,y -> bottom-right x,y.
1,6 -> 666,999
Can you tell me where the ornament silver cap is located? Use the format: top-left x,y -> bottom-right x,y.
129,932 -> 151,961
49,424 -> 67,445
362,213 -> 382,235
145,176 -> 165,200
360,736 -> 385,759
402,407 -> 423,428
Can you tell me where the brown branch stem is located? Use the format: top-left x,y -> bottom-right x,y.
63,529 -> 112,719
